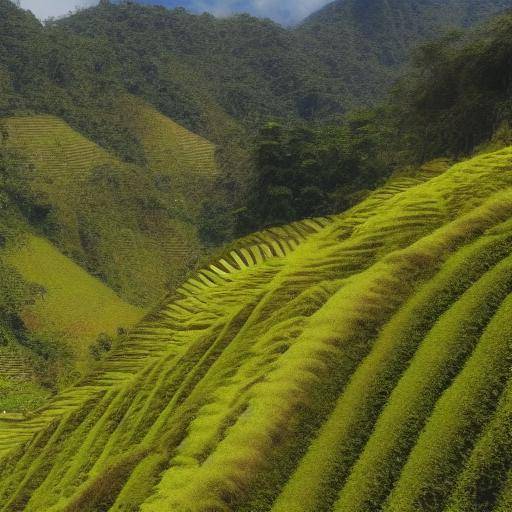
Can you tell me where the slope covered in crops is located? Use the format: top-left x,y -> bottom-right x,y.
1,146 -> 512,511
2,105 -> 218,305
117,95 -> 219,221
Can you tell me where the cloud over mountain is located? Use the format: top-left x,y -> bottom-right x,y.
19,0 -> 96,20
19,0 -> 331,24
188,0 -> 331,23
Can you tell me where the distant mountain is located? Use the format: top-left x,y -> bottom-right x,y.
299,0 -> 512,105
4,0 -> 512,144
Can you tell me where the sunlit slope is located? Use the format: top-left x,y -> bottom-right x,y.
3,114 -> 211,304
119,96 -> 218,176
4,115 -> 117,218
3,235 -> 144,371
1,147 -> 512,511
118,95 -> 219,217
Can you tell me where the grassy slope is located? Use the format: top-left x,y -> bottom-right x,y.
118,95 -> 219,219
119,95 -> 218,176
0,146 -> 512,510
3,105 -> 217,306
3,235 -> 144,370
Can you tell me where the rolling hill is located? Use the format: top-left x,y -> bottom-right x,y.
4,234 -> 144,371
0,230 -> 144,413
0,95 -> 222,412
0,142 -> 511,511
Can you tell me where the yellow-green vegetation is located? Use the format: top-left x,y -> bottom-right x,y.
0,343 -> 51,414
117,94 -> 221,242
1,145 -> 512,511
3,234 -> 144,374
0,378 -> 50,415
3,107 -> 218,305
119,95 -> 218,178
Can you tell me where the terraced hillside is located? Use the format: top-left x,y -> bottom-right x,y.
118,95 -> 219,220
0,342 -> 50,414
119,96 -> 218,177
3,108 -> 218,304
1,146 -> 512,511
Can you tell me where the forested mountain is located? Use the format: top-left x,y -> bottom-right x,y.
63,0 -> 512,123
1,0 -> 510,163
4,0 -> 511,144
299,0 -> 512,105
384,11 -> 512,161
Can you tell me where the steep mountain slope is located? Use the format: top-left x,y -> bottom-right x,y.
55,2 -> 328,124
2,102 -> 218,305
0,230 -> 144,413
299,0 -> 512,105
1,144 -> 512,511
1,0 -> 510,201
0,96 -> 221,410
117,95 -> 219,214
17,0 -> 508,138
380,10 -> 512,161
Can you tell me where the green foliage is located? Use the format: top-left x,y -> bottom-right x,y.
89,333 -> 113,361
0,377 -> 50,414
0,260 -> 34,319
298,0 -> 512,110
1,113 -> 210,306
1,3 -> 512,510
0,0 -> 506,163
239,115 -> 388,233
0,0 -> 510,306
384,12 -> 512,161
0,0 -> 145,163
0,143 -> 56,237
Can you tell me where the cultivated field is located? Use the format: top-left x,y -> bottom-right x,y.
1,146 -> 512,511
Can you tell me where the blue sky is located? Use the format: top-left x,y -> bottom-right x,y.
19,0 -> 332,24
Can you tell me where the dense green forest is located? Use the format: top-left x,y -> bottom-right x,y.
300,0 -> 512,106
237,114 -> 388,233
2,0 -> 511,155
385,12 -> 512,161
238,8 -> 512,231
0,0 -> 511,295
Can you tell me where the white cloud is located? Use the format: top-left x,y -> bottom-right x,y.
19,0 -> 97,20
18,0 -> 332,24
253,0 -> 329,20
192,0 -> 330,24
